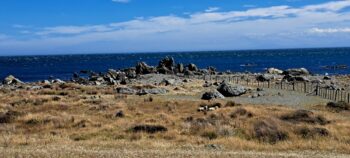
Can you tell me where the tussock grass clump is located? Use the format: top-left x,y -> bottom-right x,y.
131,125 -> 168,134
230,108 -> 253,118
201,131 -> 218,140
295,126 -> 330,138
253,119 -> 288,144
327,101 -> 350,112
280,110 -> 330,125
0,110 -> 21,123
225,101 -> 237,107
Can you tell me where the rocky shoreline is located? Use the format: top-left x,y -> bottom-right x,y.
1,56 -> 349,92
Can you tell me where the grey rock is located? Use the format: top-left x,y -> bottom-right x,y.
136,62 -> 156,74
29,86 -> 43,90
3,75 -> 23,85
137,88 -> 168,95
177,63 -> 184,73
217,82 -> 247,97
158,56 -> 175,70
160,78 -> 175,86
201,91 -> 225,100
283,74 -> 309,82
256,74 -> 274,82
267,68 -> 283,74
115,110 -> 125,118
283,68 -> 310,76
187,63 -> 198,72
116,87 -> 137,95
203,81 -> 212,87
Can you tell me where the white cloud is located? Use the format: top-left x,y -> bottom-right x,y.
205,7 -> 220,12
112,0 -> 130,3
2,0 -> 350,54
309,27 -> 350,33
37,25 -> 114,35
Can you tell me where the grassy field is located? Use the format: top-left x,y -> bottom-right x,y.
0,82 -> 350,157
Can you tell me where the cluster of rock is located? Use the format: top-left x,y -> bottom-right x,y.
70,56 -> 217,86
202,81 -> 247,100
116,87 -> 168,95
2,75 -> 23,85
256,67 -> 311,82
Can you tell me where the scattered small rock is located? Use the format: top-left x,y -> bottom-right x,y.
115,110 -> 125,118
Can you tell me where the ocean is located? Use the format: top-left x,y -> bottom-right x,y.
1,47 -> 350,82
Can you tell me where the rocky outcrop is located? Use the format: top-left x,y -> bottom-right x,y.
136,62 -> 156,75
283,75 -> 310,82
267,68 -> 283,75
176,63 -> 184,73
217,82 -> 247,97
157,56 -> 175,74
3,75 -> 23,85
283,68 -> 310,76
187,63 -> 198,72
201,91 -> 225,100
256,74 -> 274,82
116,87 -> 137,95
116,87 -> 168,95
137,88 -> 168,95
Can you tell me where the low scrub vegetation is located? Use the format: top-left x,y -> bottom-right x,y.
0,84 -> 349,155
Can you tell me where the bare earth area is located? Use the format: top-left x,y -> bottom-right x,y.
0,75 -> 350,158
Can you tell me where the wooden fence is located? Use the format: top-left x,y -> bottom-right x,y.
190,74 -> 350,103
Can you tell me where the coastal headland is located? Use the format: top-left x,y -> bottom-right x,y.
1,56 -> 350,158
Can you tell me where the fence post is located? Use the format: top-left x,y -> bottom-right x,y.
268,81 -> 270,88
281,82 -> 283,89
340,91 -> 343,101
348,93 -> 350,103
335,90 -> 338,101
304,82 -> 307,93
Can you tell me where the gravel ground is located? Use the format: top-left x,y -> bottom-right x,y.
231,89 -> 330,108
1,146 -> 349,158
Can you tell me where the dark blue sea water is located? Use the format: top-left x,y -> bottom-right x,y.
1,47 -> 350,82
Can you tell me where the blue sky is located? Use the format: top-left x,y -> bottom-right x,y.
0,0 -> 350,55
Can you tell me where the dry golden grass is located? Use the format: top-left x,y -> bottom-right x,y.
0,82 -> 350,157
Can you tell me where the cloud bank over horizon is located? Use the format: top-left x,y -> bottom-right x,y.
1,0 -> 350,55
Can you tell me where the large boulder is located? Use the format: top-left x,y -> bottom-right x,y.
207,66 -> 217,75
283,68 -> 310,76
3,75 -> 23,85
123,68 -> 137,79
160,78 -> 175,86
187,63 -> 198,72
267,68 -> 283,75
106,69 -> 119,80
157,65 -> 173,74
201,91 -> 225,100
283,75 -> 309,82
256,74 -> 274,82
137,88 -> 168,95
176,63 -> 184,73
136,62 -> 156,75
116,87 -> 137,95
217,82 -> 247,97
158,56 -> 175,71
